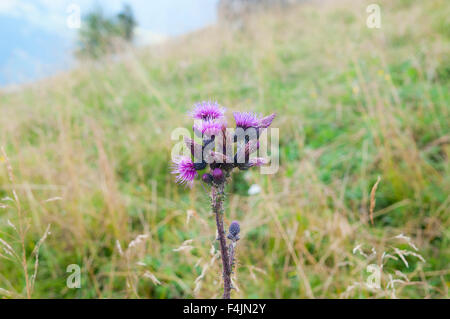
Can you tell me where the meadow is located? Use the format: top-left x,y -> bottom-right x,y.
0,0 -> 449,298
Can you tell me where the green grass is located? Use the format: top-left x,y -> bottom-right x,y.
0,0 -> 449,298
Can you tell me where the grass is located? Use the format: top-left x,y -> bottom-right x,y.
0,0 -> 449,298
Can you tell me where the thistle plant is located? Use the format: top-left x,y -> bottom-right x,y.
171,101 -> 275,299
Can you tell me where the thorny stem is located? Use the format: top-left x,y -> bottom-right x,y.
228,232 -> 239,292
228,241 -> 237,273
211,183 -> 232,299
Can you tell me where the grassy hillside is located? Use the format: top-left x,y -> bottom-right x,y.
0,0 -> 449,298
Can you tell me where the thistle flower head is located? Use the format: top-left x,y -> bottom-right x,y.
171,156 -> 198,187
193,119 -> 226,136
258,113 -> 276,129
191,101 -> 225,120
233,112 -> 259,129
234,111 -> 276,130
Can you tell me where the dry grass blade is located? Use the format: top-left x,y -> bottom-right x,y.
143,271 -> 161,285
1,146 -> 32,298
30,224 -> 51,292
369,176 -> 381,225
1,147 -> 19,205
173,239 -> 194,252
42,197 -> 63,203
0,238 -> 18,260
0,287 -> 13,297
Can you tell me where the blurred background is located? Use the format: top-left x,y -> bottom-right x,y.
0,0 -> 218,86
0,0 -> 449,298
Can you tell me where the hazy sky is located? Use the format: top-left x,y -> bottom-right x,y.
0,0 -> 218,86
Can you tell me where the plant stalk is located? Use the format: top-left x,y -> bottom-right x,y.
211,184 -> 232,299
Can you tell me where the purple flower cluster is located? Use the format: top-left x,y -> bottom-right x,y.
172,101 -> 276,187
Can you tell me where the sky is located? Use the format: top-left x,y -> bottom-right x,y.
0,0 -> 219,86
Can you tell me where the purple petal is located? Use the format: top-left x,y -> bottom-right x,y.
171,156 -> 198,187
190,101 -> 225,120
258,113 -> 276,129
233,112 -> 259,129
193,119 -> 226,136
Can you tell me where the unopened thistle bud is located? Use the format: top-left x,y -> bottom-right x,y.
227,221 -> 240,241
212,168 -> 224,183
202,173 -> 213,184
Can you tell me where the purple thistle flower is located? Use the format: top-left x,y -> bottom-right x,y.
258,113 -> 276,129
171,156 -> 198,187
233,112 -> 277,129
191,101 -> 225,120
193,119 -> 226,136
233,112 -> 259,129
248,157 -> 267,167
